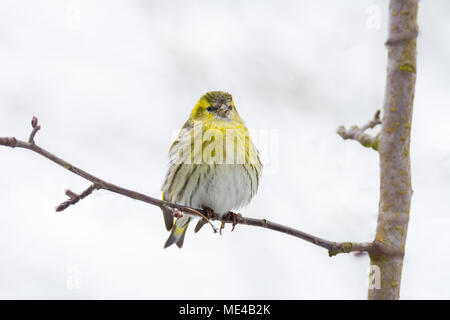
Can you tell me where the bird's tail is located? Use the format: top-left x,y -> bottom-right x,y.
161,205 -> 174,231
161,193 -> 174,231
164,216 -> 191,249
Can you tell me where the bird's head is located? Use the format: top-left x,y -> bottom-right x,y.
190,91 -> 241,122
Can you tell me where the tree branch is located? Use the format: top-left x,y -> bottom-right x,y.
368,0 -> 418,300
0,117 -> 371,257
337,110 -> 381,150
56,184 -> 100,212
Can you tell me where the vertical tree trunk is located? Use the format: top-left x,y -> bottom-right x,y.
368,0 -> 418,300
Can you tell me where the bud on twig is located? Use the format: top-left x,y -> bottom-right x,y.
31,116 -> 38,128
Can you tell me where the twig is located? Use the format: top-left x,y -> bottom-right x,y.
56,184 -> 99,212
221,215 -> 372,257
0,117 -> 373,257
28,116 -> 41,144
337,110 -> 381,151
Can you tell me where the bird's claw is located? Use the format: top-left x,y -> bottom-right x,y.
228,211 -> 239,232
205,207 -> 217,220
202,208 -> 239,234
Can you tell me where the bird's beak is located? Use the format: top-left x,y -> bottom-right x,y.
217,104 -> 232,118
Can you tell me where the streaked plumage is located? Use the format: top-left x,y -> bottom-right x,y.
161,91 -> 262,248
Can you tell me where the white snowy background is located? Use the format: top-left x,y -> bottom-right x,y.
0,0 -> 449,299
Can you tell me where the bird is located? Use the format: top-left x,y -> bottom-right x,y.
161,91 -> 262,248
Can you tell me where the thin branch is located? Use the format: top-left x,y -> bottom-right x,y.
0,117 -> 372,257
28,116 -> 41,144
56,184 -> 100,212
337,110 -> 381,151
223,215 -> 373,257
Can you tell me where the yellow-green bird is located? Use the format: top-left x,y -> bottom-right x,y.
161,91 -> 262,248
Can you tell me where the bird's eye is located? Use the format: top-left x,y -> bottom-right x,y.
207,106 -> 215,112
